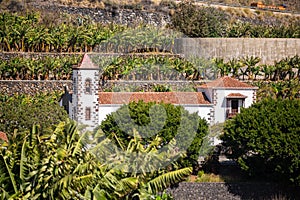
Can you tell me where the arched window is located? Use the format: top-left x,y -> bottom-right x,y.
85,78 -> 92,94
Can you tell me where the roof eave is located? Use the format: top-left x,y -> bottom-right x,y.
226,96 -> 247,99
99,103 -> 213,106
204,87 -> 258,90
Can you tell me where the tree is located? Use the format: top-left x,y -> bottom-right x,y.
0,93 -> 68,134
171,0 -> 228,37
100,100 -> 209,169
221,99 -> 300,185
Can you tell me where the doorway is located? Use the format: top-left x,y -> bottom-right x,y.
231,99 -> 238,114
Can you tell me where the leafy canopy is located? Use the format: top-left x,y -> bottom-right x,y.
89,128 -> 192,199
100,100 -> 209,168
221,98 -> 300,185
0,121 -> 103,199
171,0 -> 228,37
0,93 -> 68,135
0,120 -> 191,199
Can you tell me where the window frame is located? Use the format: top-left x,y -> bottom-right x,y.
85,78 -> 92,94
85,107 -> 91,120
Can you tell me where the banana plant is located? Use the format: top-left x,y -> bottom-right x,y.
241,56 -> 261,80
0,12 -> 123,53
214,58 -> 231,77
228,58 -> 242,79
89,129 -> 192,199
0,121 -> 134,199
261,64 -> 274,80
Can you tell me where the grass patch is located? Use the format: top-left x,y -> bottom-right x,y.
188,164 -> 254,183
196,173 -> 225,182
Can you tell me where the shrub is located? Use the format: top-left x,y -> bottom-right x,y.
0,93 -> 68,135
99,100 -> 209,169
221,98 -> 300,185
171,0 -> 228,37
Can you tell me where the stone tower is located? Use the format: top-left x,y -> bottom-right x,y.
72,54 -> 99,130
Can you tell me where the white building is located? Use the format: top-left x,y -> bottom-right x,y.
67,54 -> 258,130
197,76 -> 258,124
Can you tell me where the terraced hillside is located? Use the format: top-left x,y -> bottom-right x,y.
199,0 -> 300,12
1,0 -> 299,27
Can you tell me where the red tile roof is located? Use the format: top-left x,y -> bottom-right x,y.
226,93 -> 247,98
73,54 -> 98,69
99,92 -> 212,105
198,76 -> 257,89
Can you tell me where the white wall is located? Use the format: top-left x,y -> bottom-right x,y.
98,105 -> 122,124
214,89 -> 256,124
182,105 -> 213,123
98,104 -> 213,126
75,69 -> 99,130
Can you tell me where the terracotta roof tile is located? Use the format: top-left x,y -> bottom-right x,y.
198,76 -> 257,89
73,54 -> 98,69
99,92 -> 212,105
226,93 -> 247,98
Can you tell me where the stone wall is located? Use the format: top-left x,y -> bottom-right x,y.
0,52 -> 83,61
175,38 -> 300,64
29,3 -> 171,26
0,80 -> 72,96
167,182 -> 300,200
100,80 -> 209,92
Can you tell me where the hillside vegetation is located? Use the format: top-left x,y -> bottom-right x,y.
5,0 -> 299,12
204,0 -> 300,12
0,1 -> 299,198
0,0 -> 299,102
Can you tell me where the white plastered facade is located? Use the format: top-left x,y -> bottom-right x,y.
70,55 -> 257,130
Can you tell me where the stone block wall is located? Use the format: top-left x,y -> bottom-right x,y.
167,182 -> 300,200
174,38 -> 300,64
0,52 -> 82,61
100,80 -> 208,92
0,80 -> 72,96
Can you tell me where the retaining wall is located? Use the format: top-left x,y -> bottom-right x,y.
0,52 -> 83,61
29,3 -> 171,26
167,182 -> 300,200
175,38 -> 300,64
100,80 -> 208,92
0,80 -> 72,96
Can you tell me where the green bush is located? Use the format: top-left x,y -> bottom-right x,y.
221,98 -> 300,185
0,93 -> 68,135
99,100 -> 209,169
171,1 -> 228,37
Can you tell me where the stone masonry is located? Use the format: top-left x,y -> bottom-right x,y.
175,38 -> 300,64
